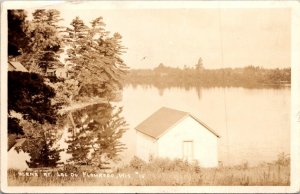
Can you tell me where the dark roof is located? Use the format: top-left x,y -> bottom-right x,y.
8,61 -> 28,72
135,107 -> 220,139
8,138 -> 26,151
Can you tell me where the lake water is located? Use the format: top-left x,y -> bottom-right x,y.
119,85 -> 290,166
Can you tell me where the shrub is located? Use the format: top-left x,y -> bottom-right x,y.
129,156 -> 202,174
129,156 -> 146,170
62,164 -> 80,174
146,157 -> 198,172
275,152 -> 290,166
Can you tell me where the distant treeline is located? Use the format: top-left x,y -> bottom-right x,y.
125,64 -> 291,89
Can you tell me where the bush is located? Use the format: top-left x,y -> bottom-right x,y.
129,156 -> 201,173
149,158 -> 174,172
129,156 -> 146,170
275,152 -> 290,166
62,164 -> 80,174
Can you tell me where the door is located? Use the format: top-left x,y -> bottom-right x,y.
183,141 -> 194,161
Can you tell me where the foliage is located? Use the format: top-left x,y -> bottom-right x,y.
7,156 -> 290,186
23,127 -> 63,168
126,64 -> 291,89
275,152 -> 290,166
66,104 -> 128,168
20,9 -> 64,73
18,117 -> 66,168
129,156 -> 147,170
8,117 -> 24,135
195,57 -> 204,70
25,9 -> 72,107
8,9 -> 129,169
65,16 -> 128,100
90,105 -> 128,167
8,10 -> 30,57
7,9 -> 71,168
64,16 -> 129,168
8,71 -> 58,135
129,157 -> 199,172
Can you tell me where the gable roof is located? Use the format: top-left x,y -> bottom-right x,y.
8,138 -> 26,151
8,61 -> 28,72
135,107 -> 220,139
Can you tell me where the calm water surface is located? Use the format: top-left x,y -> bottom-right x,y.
119,85 -> 290,166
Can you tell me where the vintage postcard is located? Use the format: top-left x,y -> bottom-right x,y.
1,0 -> 300,193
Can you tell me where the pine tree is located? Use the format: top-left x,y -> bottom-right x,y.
64,17 -> 90,100
195,57 -> 204,70
8,71 -> 63,167
65,109 -> 94,165
22,123 -> 63,168
8,9 -> 66,167
21,9 -> 64,74
65,104 -> 127,167
90,105 -> 128,168
64,17 -> 129,168
65,17 -> 128,101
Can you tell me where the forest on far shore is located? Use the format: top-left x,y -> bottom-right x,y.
125,60 -> 291,89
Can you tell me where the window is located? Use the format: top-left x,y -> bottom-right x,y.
182,140 -> 194,161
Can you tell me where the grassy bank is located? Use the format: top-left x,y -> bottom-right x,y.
8,157 -> 290,186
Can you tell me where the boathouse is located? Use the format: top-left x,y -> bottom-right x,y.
135,107 -> 220,168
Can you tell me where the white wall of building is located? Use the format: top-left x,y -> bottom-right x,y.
157,116 -> 218,167
136,116 -> 218,168
136,131 -> 157,161
8,149 -> 30,170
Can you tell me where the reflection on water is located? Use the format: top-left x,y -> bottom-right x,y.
59,103 -> 127,167
119,85 -> 290,166
157,85 -> 202,99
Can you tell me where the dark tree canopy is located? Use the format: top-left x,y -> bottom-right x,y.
23,124 -> 63,168
8,117 -> 24,135
7,9 -> 129,169
7,9 -> 62,137
8,71 -> 58,134
8,10 -> 29,57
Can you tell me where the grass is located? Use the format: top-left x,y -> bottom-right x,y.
8,156 -> 290,186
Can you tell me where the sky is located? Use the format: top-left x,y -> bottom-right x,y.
27,4 -> 291,69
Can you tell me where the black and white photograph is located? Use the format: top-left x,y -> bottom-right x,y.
1,1 -> 300,193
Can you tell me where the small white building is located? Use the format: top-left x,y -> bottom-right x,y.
8,138 -> 30,170
135,107 -> 220,168
46,67 -> 69,79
